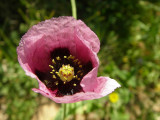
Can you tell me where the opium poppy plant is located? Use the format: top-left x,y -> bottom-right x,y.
17,16 -> 120,103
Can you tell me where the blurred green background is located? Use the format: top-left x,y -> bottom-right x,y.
0,0 -> 160,120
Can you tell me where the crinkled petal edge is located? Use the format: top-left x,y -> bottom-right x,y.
32,76 -> 120,103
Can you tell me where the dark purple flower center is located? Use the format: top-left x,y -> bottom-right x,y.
35,48 -> 93,97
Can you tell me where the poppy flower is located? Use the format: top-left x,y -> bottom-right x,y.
17,16 -> 120,103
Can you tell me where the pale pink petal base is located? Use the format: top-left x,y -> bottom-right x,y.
33,77 -> 120,103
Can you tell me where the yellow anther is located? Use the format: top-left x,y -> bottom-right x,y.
56,72 -> 60,76
71,56 -> 75,59
80,73 -> 83,76
75,75 -> 78,79
68,55 -> 75,59
50,72 -> 53,74
78,61 -> 81,65
52,69 -> 55,72
73,84 -> 77,86
52,59 -> 56,64
49,65 -> 54,68
56,56 -> 61,60
64,82 -> 66,84
77,70 -> 81,73
73,59 -> 78,63
53,75 -> 56,79
68,55 -> 72,59
78,78 -> 81,80
79,65 -> 82,68
64,56 -> 67,58
55,81 -> 58,85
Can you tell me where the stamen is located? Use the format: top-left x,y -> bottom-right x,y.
74,75 -> 78,79
68,55 -> 72,59
56,72 -> 60,76
64,56 -> 67,58
73,83 -> 76,86
77,70 -> 81,73
78,78 -> 81,80
80,73 -> 83,76
71,56 -> 75,59
73,59 -> 78,63
56,56 -> 61,60
79,65 -> 82,68
78,61 -> 81,65
50,72 -> 53,74
53,75 -> 56,79
52,59 -> 56,64
68,55 -> 75,59
55,81 -> 58,85
49,65 -> 54,68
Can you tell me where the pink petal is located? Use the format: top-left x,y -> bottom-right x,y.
75,19 -> 100,53
94,77 -> 121,96
32,77 -> 120,103
74,31 -> 99,92
32,88 -> 102,103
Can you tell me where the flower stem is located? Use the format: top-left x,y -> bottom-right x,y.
63,104 -> 66,120
70,0 -> 77,19
73,103 -> 76,119
82,101 -> 88,120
